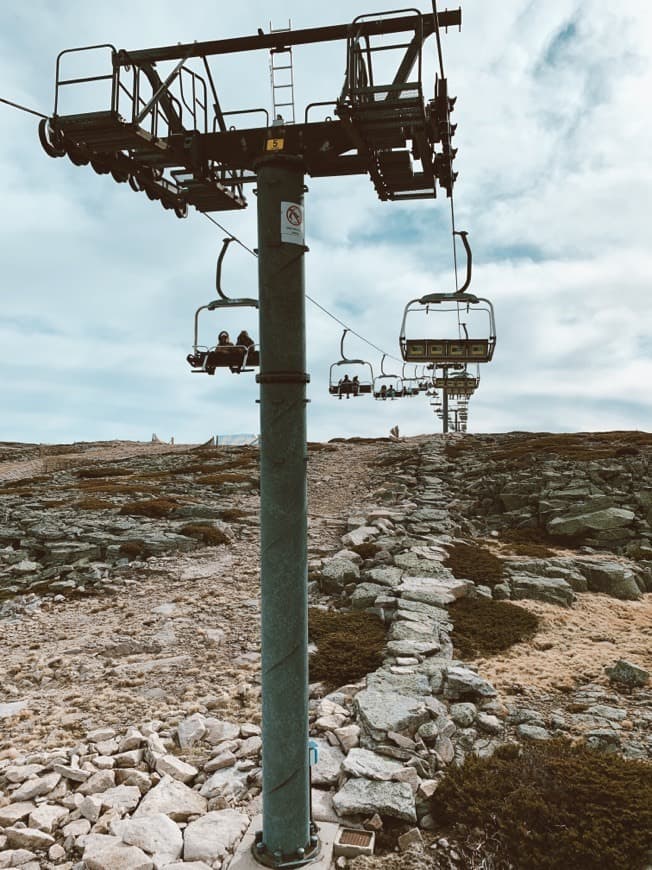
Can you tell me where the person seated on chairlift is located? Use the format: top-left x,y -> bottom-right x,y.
217,330 -> 234,348
338,373 -> 352,399
380,384 -> 388,400
387,385 -> 396,399
352,375 -> 360,396
237,330 -> 255,349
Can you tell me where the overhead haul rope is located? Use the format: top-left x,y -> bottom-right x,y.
1,94 -> 404,365
203,213 -> 404,364
0,96 -> 48,119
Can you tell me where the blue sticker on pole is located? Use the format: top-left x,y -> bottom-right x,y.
281,201 -> 305,246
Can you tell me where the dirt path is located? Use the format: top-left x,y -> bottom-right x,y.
0,441 -> 382,755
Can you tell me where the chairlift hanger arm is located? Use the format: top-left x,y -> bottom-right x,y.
212,236 -> 259,308
454,229 -> 472,293
115,9 -> 461,66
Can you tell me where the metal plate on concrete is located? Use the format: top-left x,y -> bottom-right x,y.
227,815 -> 339,870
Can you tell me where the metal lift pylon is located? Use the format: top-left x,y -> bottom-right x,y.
38,8 -> 462,865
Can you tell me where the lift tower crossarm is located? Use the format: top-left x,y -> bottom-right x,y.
115,9 -> 461,65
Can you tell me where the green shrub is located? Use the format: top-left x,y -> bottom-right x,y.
179,524 -> 230,546
431,740 -> 652,870
309,609 -> 385,690
445,541 -> 504,587
449,597 -> 539,658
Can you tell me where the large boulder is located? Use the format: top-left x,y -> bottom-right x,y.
399,575 -> 472,607
577,561 -> 642,600
319,558 -> 360,593
509,574 -> 576,606
547,508 -> 635,538
183,809 -> 249,864
355,689 -> 430,739
333,778 -> 416,823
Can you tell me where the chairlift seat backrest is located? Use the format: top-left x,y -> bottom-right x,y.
403,338 -> 492,363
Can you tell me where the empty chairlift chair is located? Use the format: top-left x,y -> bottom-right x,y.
399,232 -> 496,366
328,329 -> 374,399
186,238 -> 260,376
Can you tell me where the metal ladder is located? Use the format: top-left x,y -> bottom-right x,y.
269,20 -> 296,124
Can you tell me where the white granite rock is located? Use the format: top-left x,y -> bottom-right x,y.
114,812 -> 183,867
133,776 -> 207,821
27,802 -> 69,833
156,755 -> 198,784
183,809 -> 249,863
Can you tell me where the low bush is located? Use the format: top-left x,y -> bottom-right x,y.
431,740 -> 652,870
179,524 -> 230,546
76,467 -> 133,479
197,471 -> 255,486
119,498 -> 178,518
119,540 -> 146,559
309,609 -> 385,691
351,542 -> 381,560
74,497 -> 115,511
218,508 -> 246,522
449,597 -> 539,658
79,481 -> 157,496
445,541 -> 504,587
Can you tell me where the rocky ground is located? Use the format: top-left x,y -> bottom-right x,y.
0,432 -> 650,870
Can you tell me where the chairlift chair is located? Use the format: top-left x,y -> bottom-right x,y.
399,232 -> 496,365
401,364 -> 421,397
186,238 -> 260,375
328,329 -> 374,399
373,354 -> 403,400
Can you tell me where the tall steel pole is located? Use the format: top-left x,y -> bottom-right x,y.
442,371 -> 449,434
253,152 -> 317,867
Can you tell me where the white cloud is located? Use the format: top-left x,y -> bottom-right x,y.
0,0 -> 650,442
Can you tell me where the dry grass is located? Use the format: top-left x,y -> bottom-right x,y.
449,431 -> 652,465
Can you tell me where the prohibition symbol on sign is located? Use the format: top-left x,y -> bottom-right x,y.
286,204 -> 302,226
280,201 -> 305,245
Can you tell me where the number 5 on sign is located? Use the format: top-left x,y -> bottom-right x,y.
266,138 -> 285,151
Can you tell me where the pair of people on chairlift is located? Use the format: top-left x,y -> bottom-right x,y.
379,384 -> 397,400
216,330 -> 255,349
337,373 -> 361,398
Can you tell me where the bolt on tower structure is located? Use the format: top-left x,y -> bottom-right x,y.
38,7 -> 462,865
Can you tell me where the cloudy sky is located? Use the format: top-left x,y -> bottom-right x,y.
1,0 -> 650,444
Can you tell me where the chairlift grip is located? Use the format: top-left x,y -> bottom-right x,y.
453,229 -> 472,294
216,237 -> 235,300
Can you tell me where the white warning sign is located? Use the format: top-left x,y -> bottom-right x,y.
281,201 -> 305,246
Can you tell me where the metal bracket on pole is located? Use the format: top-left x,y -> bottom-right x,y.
256,372 -> 311,384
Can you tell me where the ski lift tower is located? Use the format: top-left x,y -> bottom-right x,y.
38,5 -> 462,865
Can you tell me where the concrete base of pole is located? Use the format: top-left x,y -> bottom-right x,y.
229,816 -> 339,869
